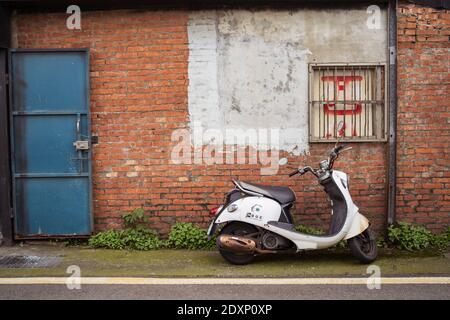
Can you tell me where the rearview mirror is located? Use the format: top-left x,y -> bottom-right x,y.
336,120 -> 344,133
334,120 -> 345,147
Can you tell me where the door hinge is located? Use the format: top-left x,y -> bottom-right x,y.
91,135 -> 99,145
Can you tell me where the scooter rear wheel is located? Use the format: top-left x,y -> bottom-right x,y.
348,228 -> 378,264
218,222 -> 258,265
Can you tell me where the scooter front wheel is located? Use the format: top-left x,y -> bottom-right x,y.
218,222 -> 258,265
348,228 -> 378,264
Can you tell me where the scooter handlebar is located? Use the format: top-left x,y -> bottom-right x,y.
291,146 -> 353,177
333,144 -> 352,155
288,169 -> 299,177
289,167 -> 308,177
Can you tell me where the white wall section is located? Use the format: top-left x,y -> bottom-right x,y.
187,12 -> 222,145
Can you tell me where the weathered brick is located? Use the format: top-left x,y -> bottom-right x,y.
396,1 -> 450,231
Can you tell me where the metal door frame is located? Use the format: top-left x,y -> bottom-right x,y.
0,48 -> 13,245
9,48 -> 93,238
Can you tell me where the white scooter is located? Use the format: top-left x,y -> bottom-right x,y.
207,137 -> 378,265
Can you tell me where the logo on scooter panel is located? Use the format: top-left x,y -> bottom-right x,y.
246,205 -> 263,220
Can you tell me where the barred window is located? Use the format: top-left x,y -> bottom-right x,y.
309,64 -> 387,142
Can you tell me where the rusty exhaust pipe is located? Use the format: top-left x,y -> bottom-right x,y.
217,235 -> 256,253
217,235 -> 277,254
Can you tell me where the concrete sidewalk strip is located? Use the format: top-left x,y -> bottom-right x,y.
0,277 -> 449,285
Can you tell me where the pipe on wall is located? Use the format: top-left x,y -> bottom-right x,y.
387,0 -> 397,226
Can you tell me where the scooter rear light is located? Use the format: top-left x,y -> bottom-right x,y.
210,207 -> 219,216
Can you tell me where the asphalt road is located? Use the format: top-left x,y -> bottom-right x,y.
1,283 -> 449,300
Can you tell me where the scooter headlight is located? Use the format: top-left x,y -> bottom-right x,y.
319,160 -> 329,170
227,204 -> 238,212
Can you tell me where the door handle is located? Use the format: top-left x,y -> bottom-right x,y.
73,114 -> 89,150
73,140 -> 90,150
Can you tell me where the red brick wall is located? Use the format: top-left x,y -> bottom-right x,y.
15,10 -> 192,234
397,1 -> 450,232
15,9 -> 389,236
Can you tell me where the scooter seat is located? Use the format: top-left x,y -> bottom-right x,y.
235,181 -> 296,204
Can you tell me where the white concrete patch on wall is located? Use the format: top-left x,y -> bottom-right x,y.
187,11 -> 223,146
187,9 -> 387,155
216,11 -> 311,155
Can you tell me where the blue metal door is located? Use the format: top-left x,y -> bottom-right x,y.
10,49 -> 92,237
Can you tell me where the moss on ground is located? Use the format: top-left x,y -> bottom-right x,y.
0,243 -> 449,277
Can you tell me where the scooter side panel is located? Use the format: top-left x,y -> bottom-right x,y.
215,196 -> 282,229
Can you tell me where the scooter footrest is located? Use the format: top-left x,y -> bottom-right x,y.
268,221 -> 295,231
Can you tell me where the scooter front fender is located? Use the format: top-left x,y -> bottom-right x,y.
344,212 -> 369,240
